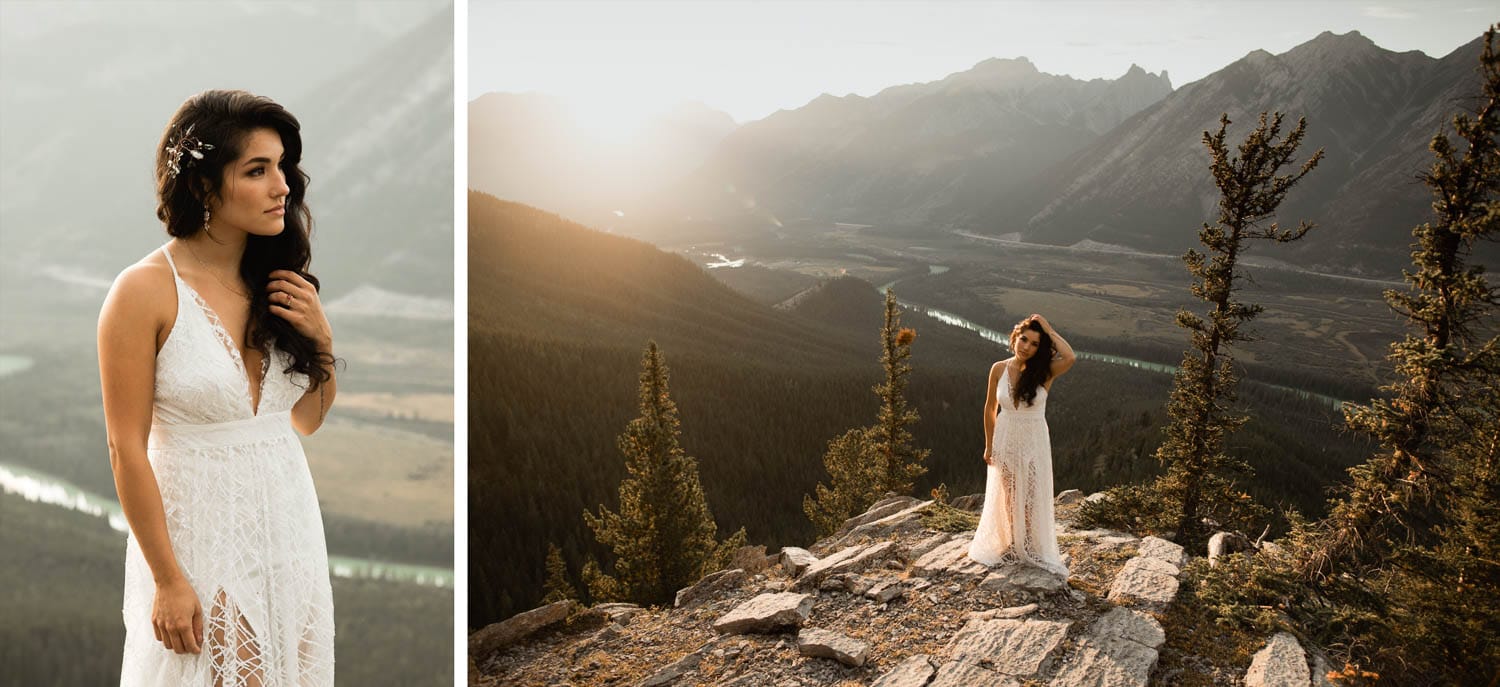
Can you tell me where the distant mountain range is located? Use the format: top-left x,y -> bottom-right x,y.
0,2 -> 453,303
671,58 -> 1171,231
471,29 -> 1494,277
1007,31 -> 1493,275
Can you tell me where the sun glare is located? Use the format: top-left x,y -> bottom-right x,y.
562,94 -> 664,145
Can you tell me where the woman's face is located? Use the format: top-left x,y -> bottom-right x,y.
1013,328 -> 1041,361
208,127 -> 289,238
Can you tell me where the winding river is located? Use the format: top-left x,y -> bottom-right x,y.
875,278 -> 1345,410
0,354 -> 452,588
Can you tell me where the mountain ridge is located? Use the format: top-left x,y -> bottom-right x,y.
1001,30 -> 1493,274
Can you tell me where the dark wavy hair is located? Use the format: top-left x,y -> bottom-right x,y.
1009,318 -> 1054,407
154,89 -> 331,389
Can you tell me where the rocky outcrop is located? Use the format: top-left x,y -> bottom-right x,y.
793,540 -> 901,591
911,536 -> 986,577
475,492 -> 1286,686
468,599 -> 576,660
1136,536 -> 1187,568
817,497 -> 931,552
640,643 -> 709,686
587,602 -> 642,626
778,546 -> 818,576
944,617 -> 1071,678
1055,489 -> 1085,506
796,627 -> 869,667
928,660 -> 1022,686
872,654 -> 937,687
1107,555 -> 1181,610
1052,608 -> 1165,686
712,592 -> 815,634
675,568 -> 747,608
1246,632 -> 1311,687
979,561 -> 1067,596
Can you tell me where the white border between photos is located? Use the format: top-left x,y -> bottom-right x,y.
453,0 -> 470,683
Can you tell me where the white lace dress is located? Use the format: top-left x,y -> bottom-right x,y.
967,365 -> 1069,576
120,245 -> 334,686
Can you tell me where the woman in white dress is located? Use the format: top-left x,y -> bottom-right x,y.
968,314 -> 1076,576
98,90 -> 338,685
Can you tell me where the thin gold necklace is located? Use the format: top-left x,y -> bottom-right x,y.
182,239 -> 249,299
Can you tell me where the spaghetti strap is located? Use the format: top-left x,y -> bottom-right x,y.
161,243 -> 181,279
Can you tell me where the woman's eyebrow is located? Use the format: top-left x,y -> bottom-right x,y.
242,153 -> 286,166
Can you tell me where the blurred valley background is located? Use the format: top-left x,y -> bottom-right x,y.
0,2 -> 454,684
468,0 -> 1495,632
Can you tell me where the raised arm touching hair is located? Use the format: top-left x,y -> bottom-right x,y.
1030,314 -> 1076,383
267,269 -> 337,435
98,261 -> 203,655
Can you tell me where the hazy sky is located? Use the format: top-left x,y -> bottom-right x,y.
473,0 -> 1492,137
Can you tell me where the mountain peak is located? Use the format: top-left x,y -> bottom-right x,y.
1283,29 -> 1383,64
975,55 -> 1036,68
1312,29 -> 1372,45
967,56 -> 1041,78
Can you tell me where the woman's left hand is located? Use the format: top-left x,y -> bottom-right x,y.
1029,313 -> 1053,331
267,270 -> 332,352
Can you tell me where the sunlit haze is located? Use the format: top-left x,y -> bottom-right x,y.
474,0 -> 1491,139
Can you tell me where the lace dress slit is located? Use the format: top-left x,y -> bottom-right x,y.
118,244 -> 334,686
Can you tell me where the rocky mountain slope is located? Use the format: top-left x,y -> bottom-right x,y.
984,30 -> 1494,276
669,59 -> 1172,230
470,493 -> 1333,686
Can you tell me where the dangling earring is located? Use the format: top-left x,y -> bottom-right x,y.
203,207 -> 211,231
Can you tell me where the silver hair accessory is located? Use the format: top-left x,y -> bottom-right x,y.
164,124 -> 215,179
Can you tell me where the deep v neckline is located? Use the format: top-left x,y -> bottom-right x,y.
164,246 -> 268,416
1001,363 -> 1048,404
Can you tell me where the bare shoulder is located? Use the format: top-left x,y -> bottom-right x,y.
100,251 -> 175,327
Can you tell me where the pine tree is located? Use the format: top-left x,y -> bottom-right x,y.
872,290 -> 930,495
1153,112 -> 1322,547
1306,29 -> 1500,582
802,427 -> 880,536
583,341 -> 748,605
539,543 -> 578,604
803,290 -> 928,535
1282,28 -> 1500,681
581,556 -> 621,604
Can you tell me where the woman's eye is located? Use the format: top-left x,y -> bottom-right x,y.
249,167 -> 264,177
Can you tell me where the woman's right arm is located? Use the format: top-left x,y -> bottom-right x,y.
98,264 -> 202,655
981,361 -> 1002,465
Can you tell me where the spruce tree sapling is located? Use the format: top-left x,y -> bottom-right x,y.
803,290 -> 929,535
540,543 -> 578,604
583,341 -> 747,605
803,426 -> 880,536
873,290 -> 930,496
